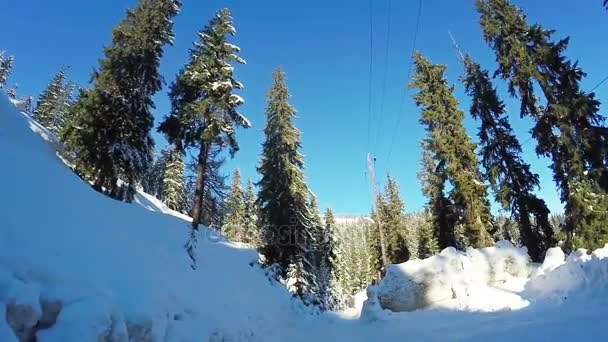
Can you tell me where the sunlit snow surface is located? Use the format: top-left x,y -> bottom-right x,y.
1,92 -> 607,341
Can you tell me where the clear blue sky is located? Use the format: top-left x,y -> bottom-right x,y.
2,0 -> 607,215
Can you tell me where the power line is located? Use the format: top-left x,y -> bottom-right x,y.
366,0 -> 374,151
386,0 -> 423,167
373,0 -> 394,153
590,75 -> 608,92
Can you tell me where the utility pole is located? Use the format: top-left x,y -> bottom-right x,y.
367,153 -> 389,275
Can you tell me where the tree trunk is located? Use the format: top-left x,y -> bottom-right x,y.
191,141 -> 209,230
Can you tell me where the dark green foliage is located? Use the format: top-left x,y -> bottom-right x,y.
477,0 -> 608,250
256,68 -> 317,300
418,140 -> 455,249
382,175 -> 412,263
34,68 -> 76,134
159,8 -> 248,230
63,0 -> 180,202
410,52 -> 494,249
462,55 -> 554,261
415,212 -> 439,258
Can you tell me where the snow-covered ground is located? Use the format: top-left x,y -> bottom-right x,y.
1,92 -> 607,341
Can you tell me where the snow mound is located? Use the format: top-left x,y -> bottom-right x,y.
372,241 -> 531,314
525,245 -> 608,303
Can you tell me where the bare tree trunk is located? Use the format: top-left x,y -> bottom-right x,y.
191,141 -> 209,231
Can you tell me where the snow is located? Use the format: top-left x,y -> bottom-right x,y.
2,91 -> 608,341
372,242 -> 531,313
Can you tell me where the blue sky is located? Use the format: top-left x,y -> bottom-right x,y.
2,0 -> 608,215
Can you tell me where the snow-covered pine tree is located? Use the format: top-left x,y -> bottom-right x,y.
0,51 -> 14,88
222,169 -> 245,241
256,68 -> 317,301
242,178 -> 259,245
158,8 -> 249,234
161,146 -> 186,212
142,147 -> 171,197
62,0 -> 180,202
477,0 -> 608,250
33,68 -> 76,134
410,52 -> 494,249
461,55 -> 554,261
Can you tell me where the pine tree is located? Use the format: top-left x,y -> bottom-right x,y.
62,0 -> 180,202
142,147 -> 171,197
320,207 -> 338,309
461,55 -> 554,261
0,51 -> 14,88
161,146 -> 185,212
34,68 -> 76,134
256,68 -> 317,300
418,140 -> 454,249
382,175 -> 412,263
417,212 -> 439,258
222,169 -> 245,241
477,0 -> 608,250
242,178 -> 259,245
159,9 -> 248,235
410,52 -> 494,249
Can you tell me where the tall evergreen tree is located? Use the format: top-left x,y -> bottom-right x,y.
477,0 -> 608,250
161,146 -> 185,212
184,146 -> 228,227
34,68 -> 76,134
461,55 -> 554,261
410,52 -> 494,248
222,169 -> 245,241
242,178 -> 259,245
159,8 -> 249,233
256,68 -> 317,300
62,0 -> 180,201
418,140 -> 454,249
0,51 -> 14,88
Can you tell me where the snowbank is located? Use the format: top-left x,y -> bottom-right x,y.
0,92 -> 300,341
371,241 -> 531,313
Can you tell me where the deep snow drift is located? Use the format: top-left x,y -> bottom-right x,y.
1,92 -> 608,341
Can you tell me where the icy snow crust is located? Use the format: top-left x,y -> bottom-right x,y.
1,92 -> 608,341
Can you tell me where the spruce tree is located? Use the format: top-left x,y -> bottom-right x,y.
62,0 -> 180,201
222,169 -> 245,241
0,51 -> 14,88
410,52 -> 494,248
142,147 -> 171,197
477,0 -> 608,250
256,68 -> 317,300
161,146 -> 185,212
462,55 -> 554,261
159,8 -> 249,233
34,68 -> 76,134
242,178 -> 259,245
